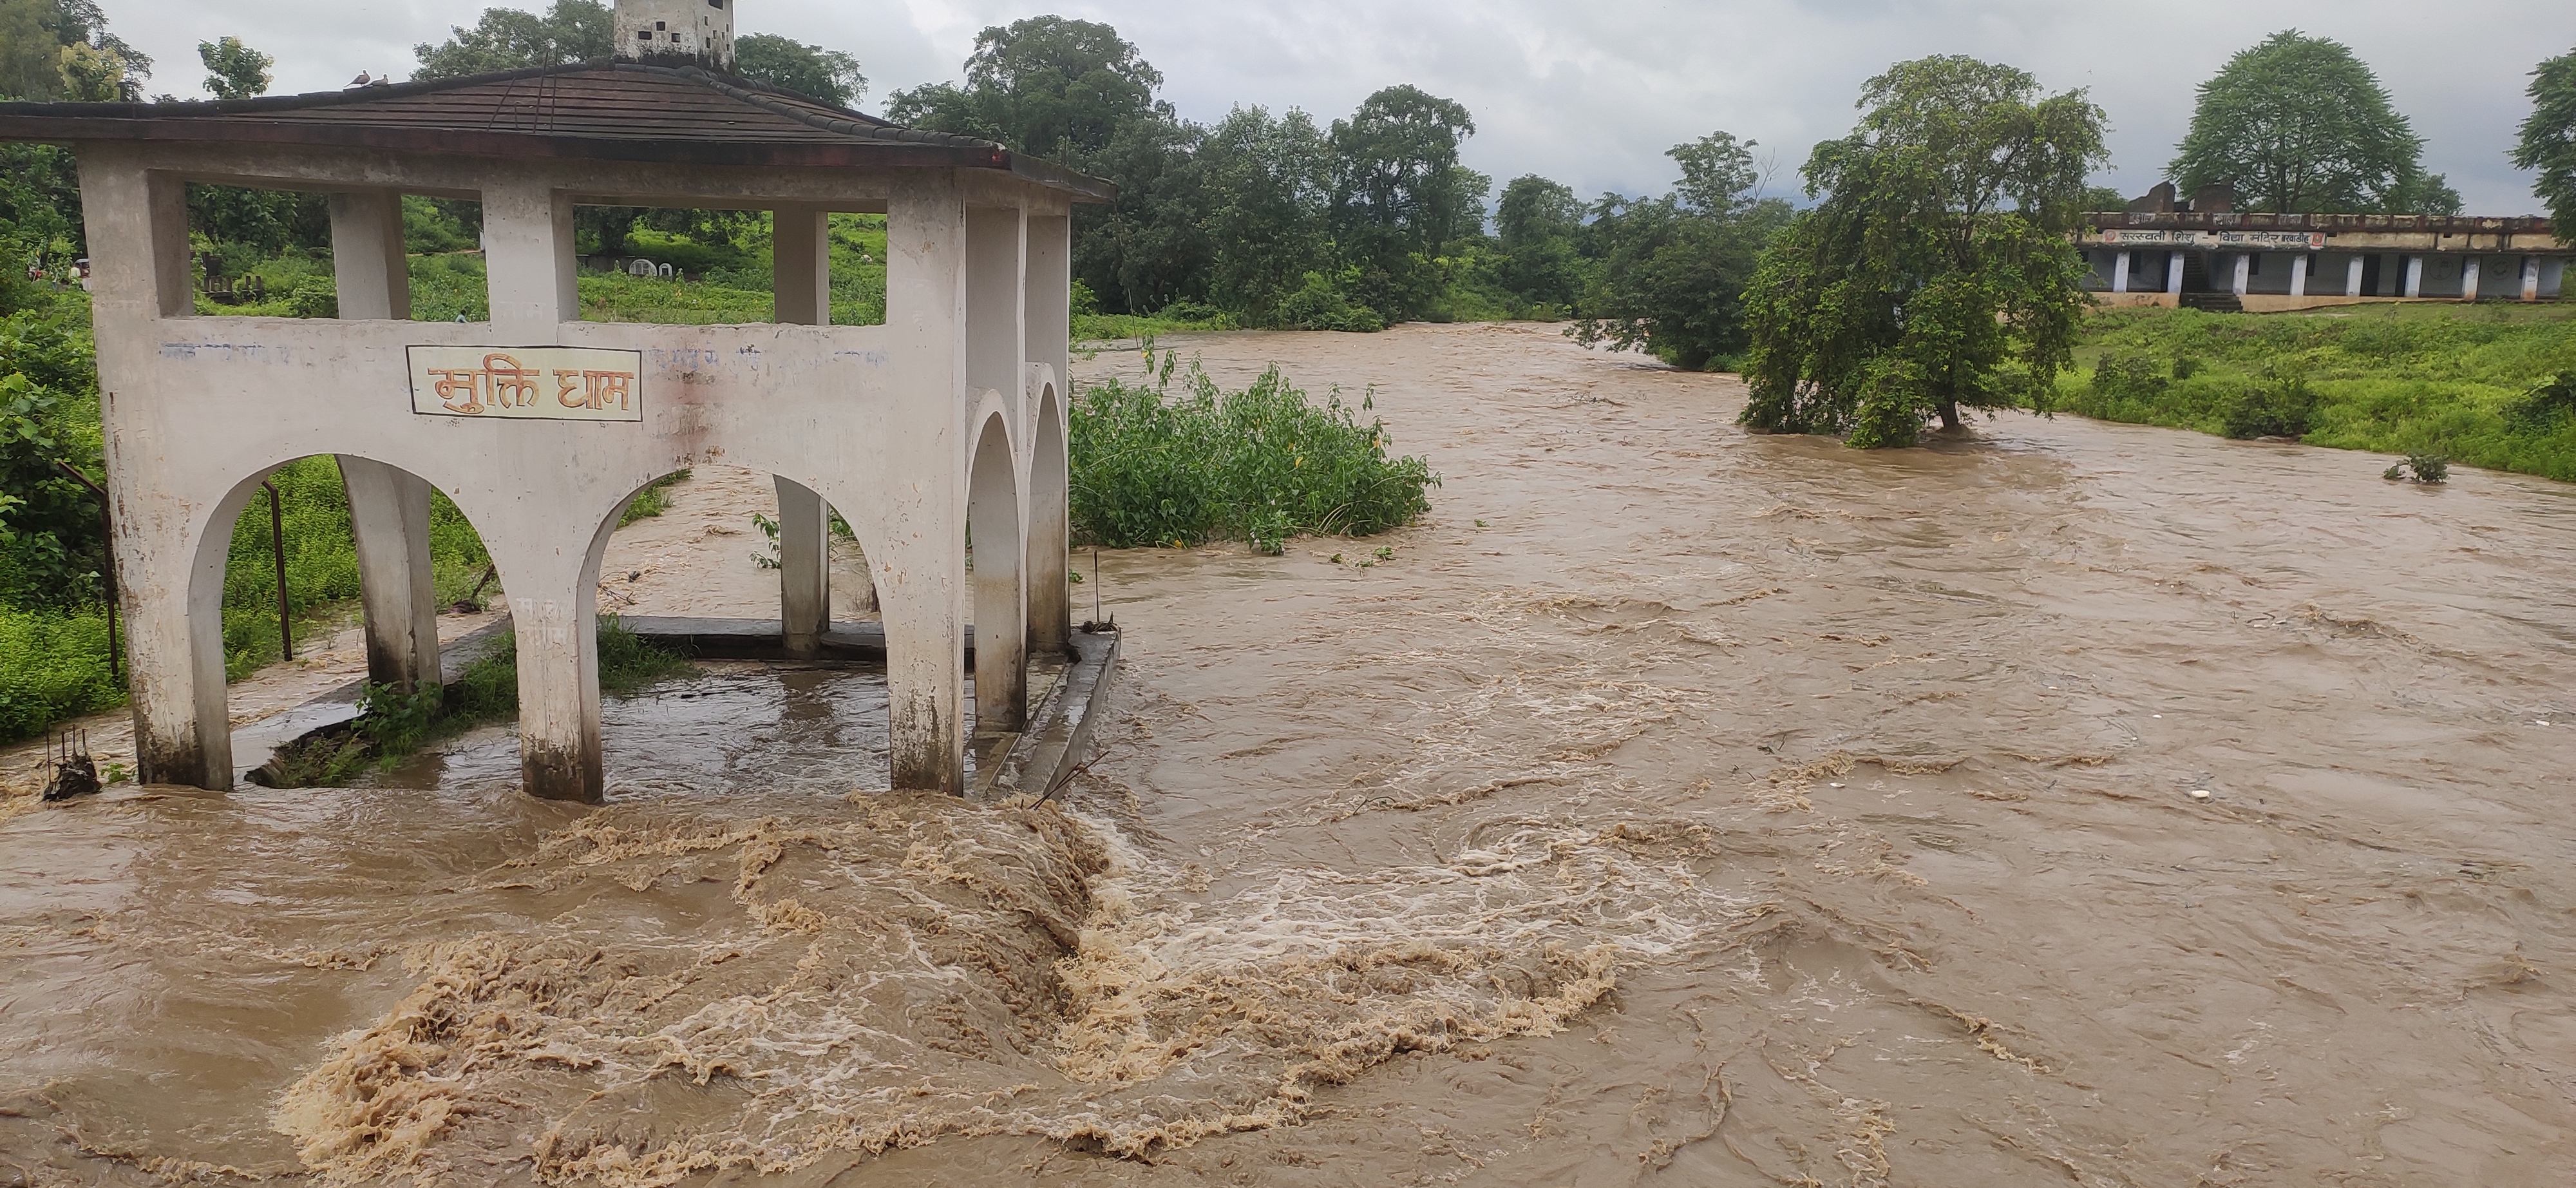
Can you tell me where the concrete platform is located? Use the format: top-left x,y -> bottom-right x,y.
233,617 -> 1119,800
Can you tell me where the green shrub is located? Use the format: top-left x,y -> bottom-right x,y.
1069,342 -> 1436,550
1269,269 -> 1385,333
2506,370 -> 2576,434
0,604 -> 120,742
2221,371 -> 2320,439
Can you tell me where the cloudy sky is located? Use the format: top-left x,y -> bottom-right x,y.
102,0 -> 2576,214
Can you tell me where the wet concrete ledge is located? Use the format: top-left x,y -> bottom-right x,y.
234,616 -> 1121,801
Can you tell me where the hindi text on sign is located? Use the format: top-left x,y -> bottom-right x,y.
406,346 -> 645,422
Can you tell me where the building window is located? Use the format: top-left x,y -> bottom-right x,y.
709,0 -> 725,7
654,21 -> 665,30
2248,253 -> 2262,276
637,30 -> 650,39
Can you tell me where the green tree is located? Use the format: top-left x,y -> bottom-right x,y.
1741,55 -> 2105,446
1329,84 -> 1486,322
412,0 -> 610,81
1493,174 -> 1588,312
1200,106 -> 1337,321
733,34 -> 864,106
2170,31 -> 2436,213
884,17 -> 1208,314
2513,46 -> 2576,228
0,0 -> 147,102
198,35 -> 271,101
1573,133 -> 1790,369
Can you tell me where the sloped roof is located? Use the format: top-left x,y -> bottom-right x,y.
0,61 -> 1113,200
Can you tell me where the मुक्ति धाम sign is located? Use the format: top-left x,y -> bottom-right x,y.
408,346 -> 645,421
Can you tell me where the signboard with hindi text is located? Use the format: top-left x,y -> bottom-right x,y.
407,347 -> 644,421
2098,228 -> 2327,251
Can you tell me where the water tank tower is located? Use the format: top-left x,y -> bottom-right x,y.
614,0 -> 734,72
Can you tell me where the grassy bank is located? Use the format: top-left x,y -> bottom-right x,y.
2058,303 -> 2576,481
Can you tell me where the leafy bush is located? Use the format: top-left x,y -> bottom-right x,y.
2221,371 -> 2320,439
2506,370 -> 2576,434
1269,269 -> 1385,333
1068,342 -> 1436,550
0,605 -> 120,742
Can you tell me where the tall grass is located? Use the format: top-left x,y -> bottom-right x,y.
1069,342 -> 1437,552
2060,304 -> 2576,481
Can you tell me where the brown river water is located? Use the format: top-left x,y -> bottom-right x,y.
4,321 -> 2574,1185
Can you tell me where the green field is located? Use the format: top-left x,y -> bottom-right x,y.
2058,302 -> 2576,481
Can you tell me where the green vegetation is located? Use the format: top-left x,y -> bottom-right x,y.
2515,45 -> 2576,230
2062,303 -> 2576,480
254,615 -> 691,787
1569,133 -> 1796,370
1068,341 -> 1435,552
1742,56 -> 2105,446
2172,30 -> 2459,215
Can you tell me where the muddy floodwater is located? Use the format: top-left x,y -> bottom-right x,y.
5,322 -> 2575,1185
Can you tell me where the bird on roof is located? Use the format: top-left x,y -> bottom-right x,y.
345,72 -> 372,88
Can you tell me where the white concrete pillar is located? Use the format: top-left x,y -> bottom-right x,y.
502,546 -> 604,803
339,458 -> 442,695
2461,256 -> 2480,302
2526,256 -> 2544,302
327,191 -> 441,696
327,190 -> 410,321
967,417 -> 1025,733
2288,253 -> 2307,298
1023,213 -> 1073,656
2404,255 -> 2423,298
78,149 -> 222,788
2166,251 -> 2184,295
482,179 -> 578,339
2111,250 -> 2131,294
773,476 -> 829,655
880,173 -> 969,793
478,178 -> 599,800
2345,256 -> 2365,297
963,206 -> 1027,732
772,203 -> 838,655
2230,253 -> 2250,296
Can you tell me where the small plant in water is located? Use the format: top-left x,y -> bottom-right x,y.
1372,545 -> 1395,561
750,511 -> 782,569
2385,454 -> 2449,483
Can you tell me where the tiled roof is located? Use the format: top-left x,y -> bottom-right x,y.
0,61 -> 1112,199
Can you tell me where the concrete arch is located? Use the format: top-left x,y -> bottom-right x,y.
162,452 -> 470,789
1024,374 -> 1070,655
966,407 -> 1027,733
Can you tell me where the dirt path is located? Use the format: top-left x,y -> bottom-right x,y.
2,322 -> 2571,1185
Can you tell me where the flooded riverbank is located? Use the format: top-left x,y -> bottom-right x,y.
5,322 -> 2572,1184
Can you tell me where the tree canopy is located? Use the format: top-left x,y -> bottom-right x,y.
1741,55 -> 2105,447
734,34 -> 865,107
1569,133 -> 1790,370
412,0 -> 609,82
2170,31 -> 2456,215
2514,46 -> 2576,229
198,35 -> 270,101
0,0 -> 147,102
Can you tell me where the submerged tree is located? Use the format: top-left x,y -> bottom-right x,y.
2514,45 -> 2576,230
1740,55 -> 2104,447
2170,31 -> 2450,214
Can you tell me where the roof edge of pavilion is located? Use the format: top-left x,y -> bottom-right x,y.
0,60 -> 1116,203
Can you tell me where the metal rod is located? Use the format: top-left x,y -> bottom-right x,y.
264,479 -> 291,661
54,460 -> 117,680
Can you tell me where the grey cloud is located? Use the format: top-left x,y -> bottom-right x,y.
102,0 -> 2573,213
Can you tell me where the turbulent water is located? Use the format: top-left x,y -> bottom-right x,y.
5,322 -> 2574,1185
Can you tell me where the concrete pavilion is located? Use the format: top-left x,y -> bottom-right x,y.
2080,182 -> 2567,312
0,0 -> 1112,801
